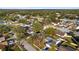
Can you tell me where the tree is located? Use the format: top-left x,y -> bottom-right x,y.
32,21 -> 43,33
44,27 -> 56,37
0,25 -> 11,34
11,25 -> 28,40
18,19 -> 28,24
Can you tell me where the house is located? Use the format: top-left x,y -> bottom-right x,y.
45,37 -> 53,44
0,18 -> 5,25
56,40 -> 64,47
16,14 -> 26,19
72,36 -> 79,44
37,17 -> 44,22
63,33 -> 72,37
21,24 -> 31,27
42,47 -> 49,51
74,31 -> 79,37
75,16 -> 79,26
0,44 -> 6,51
8,31 -> 14,36
1,41 -> 8,46
43,37 -> 54,51
56,13 -> 61,17
64,14 -> 76,19
56,30 -> 65,36
27,28 -> 34,35
74,26 -> 79,36
76,20 -> 79,26
61,18 -> 76,24
45,44 -> 51,48
0,36 -> 5,43
44,37 -> 57,49
76,26 -> 79,29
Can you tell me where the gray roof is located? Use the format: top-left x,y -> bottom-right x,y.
57,27 -> 70,33
74,31 -> 79,36
46,37 -> 53,40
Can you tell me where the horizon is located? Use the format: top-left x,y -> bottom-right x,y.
0,7 -> 79,9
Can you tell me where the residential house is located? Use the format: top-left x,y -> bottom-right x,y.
0,36 -> 5,43
0,44 -> 6,51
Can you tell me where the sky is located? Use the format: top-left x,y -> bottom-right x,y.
0,0 -> 79,9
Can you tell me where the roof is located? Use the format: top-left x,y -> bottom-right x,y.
76,26 -> 79,29
0,37 -> 5,42
58,27 -> 70,33
46,44 -> 51,48
0,44 -> 6,49
1,41 -> 8,45
63,33 -> 72,37
74,31 -> 79,36
46,37 -> 53,40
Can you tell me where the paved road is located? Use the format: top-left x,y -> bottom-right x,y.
20,40 -> 36,51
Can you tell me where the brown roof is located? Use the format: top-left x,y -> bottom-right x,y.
0,44 -> 6,49
56,30 -> 64,36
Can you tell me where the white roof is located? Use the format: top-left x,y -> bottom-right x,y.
0,37 -> 5,42
63,33 -> 72,37
0,49 -> 2,51
76,26 -> 79,29
46,44 -> 51,48
56,40 -> 61,45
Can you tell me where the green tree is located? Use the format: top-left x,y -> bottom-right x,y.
32,21 -> 43,33
18,19 -> 28,24
44,27 -> 56,37
0,25 -> 11,34
11,25 -> 28,40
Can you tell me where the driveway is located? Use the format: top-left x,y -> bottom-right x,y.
20,40 -> 36,51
